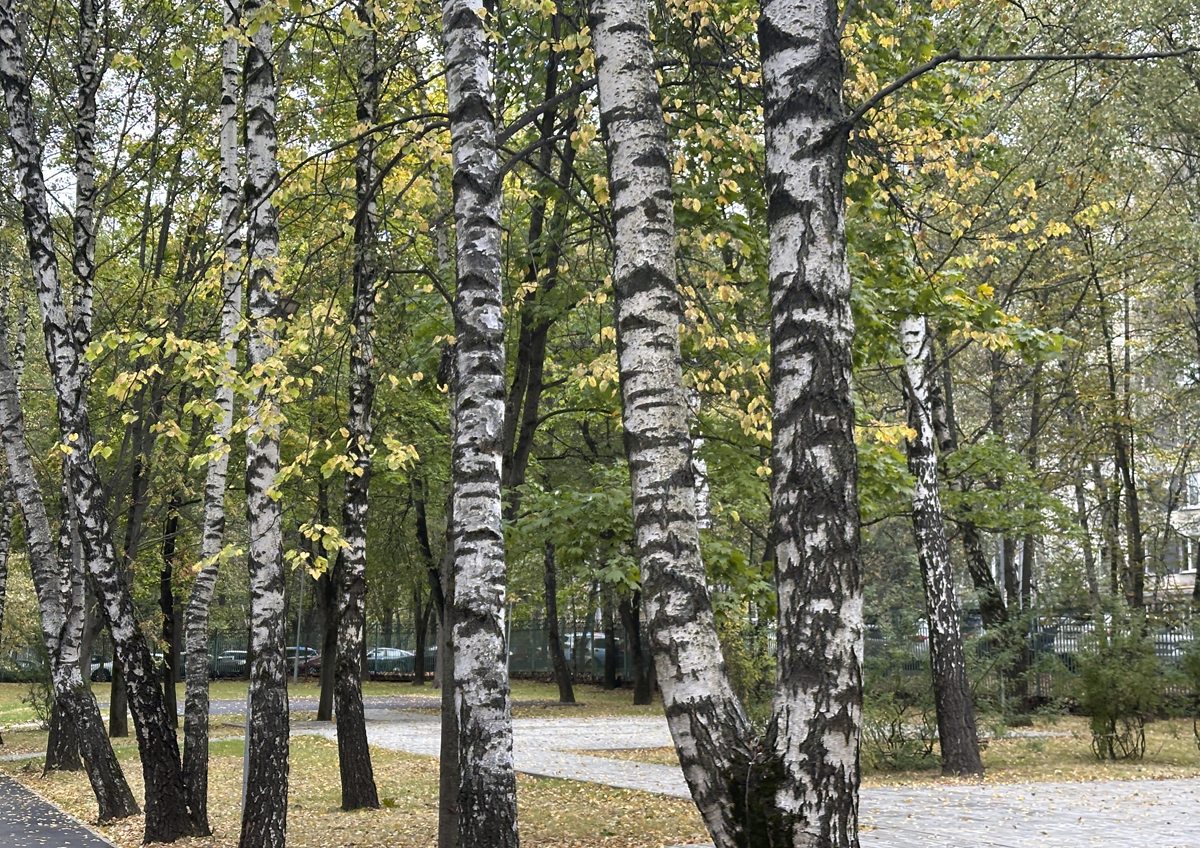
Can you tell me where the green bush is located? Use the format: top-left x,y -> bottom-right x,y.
716,616 -> 774,727
862,635 -> 936,771
1078,624 -> 1160,760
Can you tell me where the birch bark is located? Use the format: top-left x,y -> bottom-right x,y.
332,0 -> 380,811
238,0 -> 288,843
0,3 -> 195,840
0,315 -> 137,822
182,0 -> 242,833
759,1 -> 863,841
898,315 -> 983,777
442,0 -> 518,842
590,1 -> 756,845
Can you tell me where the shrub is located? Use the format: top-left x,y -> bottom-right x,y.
1078,623 -> 1159,760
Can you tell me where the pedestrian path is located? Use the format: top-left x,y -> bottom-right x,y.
295,710 -> 1200,846
0,772 -> 117,848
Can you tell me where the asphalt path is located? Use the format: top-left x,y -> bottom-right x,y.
0,773 -> 117,848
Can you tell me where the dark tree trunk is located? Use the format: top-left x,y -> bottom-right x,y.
317,572 -> 337,721
617,594 -> 651,706
413,590 -> 433,686
330,0 -> 382,811
108,661 -> 128,738
899,316 -> 982,777
933,357 -> 1007,630
46,701 -> 83,772
602,598 -> 618,690
543,542 -> 574,704
161,501 -> 182,729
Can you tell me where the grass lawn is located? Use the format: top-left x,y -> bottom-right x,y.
6,680 -> 1200,847
578,715 -> 1200,787
1,735 -> 710,848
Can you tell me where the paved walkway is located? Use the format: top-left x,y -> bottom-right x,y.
0,773 -> 117,848
296,710 -> 1200,846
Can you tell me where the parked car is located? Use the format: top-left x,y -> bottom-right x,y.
211,650 -> 248,678
366,648 -> 414,674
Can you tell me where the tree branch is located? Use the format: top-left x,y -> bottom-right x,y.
839,46 -> 1200,140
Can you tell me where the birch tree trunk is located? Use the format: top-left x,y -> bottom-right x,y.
898,316 -> 983,777
182,3 -> 242,832
331,0 -> 380,811
760,0 -> 863,841
238,0 -> 288,843
0,316 -> 137,822
442,0 -> 518,842
0,4 -> 195,840
591,2 -> 756,845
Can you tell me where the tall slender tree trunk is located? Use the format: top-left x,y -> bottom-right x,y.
592,1 -> 756,844
238,0 -> 288,843
898,316 -> 982,776
182,3 -> 242,833
0,316 -> 137,822
160,500 -> 182,729
617,594 -> 652,706
0,4 -> 194,840
442,0 -> 518,841
181,6 -> 242,830
931,360 -> 1007,630
331,0 -> 381,810
543,542 -> 574,704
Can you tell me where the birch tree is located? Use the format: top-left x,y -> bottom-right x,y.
590,0 -> 756,843
0,311 -> 138,822
898,315 -> 983,776
0,2 -> 196,840
593,0 -> 864,842
182,0 -> 243,832
238,0 -> 289,842
331,0 -> 381,811
442,0 -> 519,842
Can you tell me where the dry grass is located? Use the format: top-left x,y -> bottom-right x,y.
3,736 -> 709,848
578,716 -> 1200,787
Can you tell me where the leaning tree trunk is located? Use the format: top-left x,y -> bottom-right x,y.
181,4 -> 242,831
0,5 -> 193,840
0,316 -> 137,821
760,0 -> 863,841
932,358 -> 1008,631
899,316 -> 983,777
331,0 -> 381,811
592,1 -> 756,845
442,0 -> 519,843
238,1 -> 289,844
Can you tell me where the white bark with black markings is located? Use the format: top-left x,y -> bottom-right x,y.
0,3 -> 195,840
183,1 -> 242,833
441,0 -> 519,843
0,315 -> 137,822
760,0 -> 863,842
332,0 -> 380,811
590,1 -> 757,845
237,1 -> 288,845
898,315 -> 983,777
